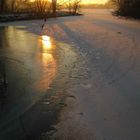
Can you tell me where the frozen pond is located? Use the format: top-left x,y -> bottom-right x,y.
0,26 -> 57,113
0,26 -> 58,139
0,26 -> 81,140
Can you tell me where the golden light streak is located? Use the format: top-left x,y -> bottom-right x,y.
42,35 -> 52,50
36,35 -> 57,92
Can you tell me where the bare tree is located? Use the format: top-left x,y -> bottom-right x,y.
66,0 -> 81,14
33,0 -> 51,20
0,0 -> 6,14
66,0 -> 72,13
72,0 -> 81,14
11,0 -> 16,12
112,0 -> 140,18
52,0 -> 57,15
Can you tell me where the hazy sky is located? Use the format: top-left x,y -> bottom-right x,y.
82,0 -> 108,4
30,0 -> 109,4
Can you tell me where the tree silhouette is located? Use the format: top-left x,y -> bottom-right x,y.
112,0 -> 140,18
0,0 -> 6,13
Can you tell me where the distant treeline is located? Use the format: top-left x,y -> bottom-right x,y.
0,0 -> 81,15
82,0 -> 140,18
111,0 -> 140,18
0,0 -> 56,14
81,0 -> 117,9
1,0 -> 140,19
81,4 -> 112,9
0,0 -> 82,22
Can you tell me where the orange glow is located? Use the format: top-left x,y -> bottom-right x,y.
42,35 -> 52,50
82,0 -> 108,4
30,0 -> 108,4
36,35 -> 57,92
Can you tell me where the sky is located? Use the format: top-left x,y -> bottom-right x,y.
82,0 -> 108,4
29,0 -> 109,4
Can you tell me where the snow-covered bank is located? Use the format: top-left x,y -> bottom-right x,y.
41,9 -> 140,140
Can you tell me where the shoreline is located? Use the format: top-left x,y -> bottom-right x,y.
0,11 -> 82,23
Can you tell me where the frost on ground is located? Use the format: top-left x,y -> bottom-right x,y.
0,9 -> 140,140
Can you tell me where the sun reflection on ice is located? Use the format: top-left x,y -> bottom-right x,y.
42,35 -> 52,51
36,35 -> 57,92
